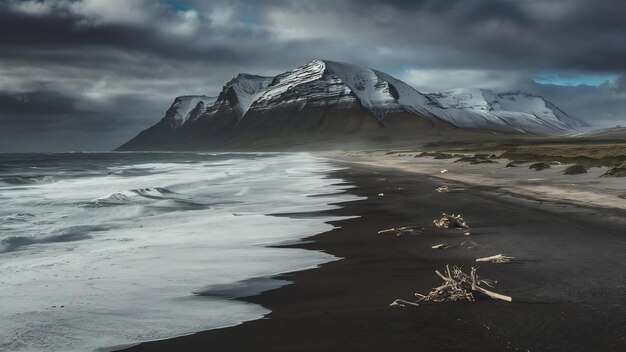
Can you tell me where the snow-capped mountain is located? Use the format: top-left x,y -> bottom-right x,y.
118,60 -> 580,150
249,60 -> 439,118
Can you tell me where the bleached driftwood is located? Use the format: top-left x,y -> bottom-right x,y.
436,186 -> 449,193
389,299 -> 420,307
433,213 -> 469,230
471,283 -> 513,302
390,265 -> 512,306
431,243 -> 453,249
377,226 -> 423,236
440,169 -> 448,174
476,254 -> 514,263
468,267 -> 512,302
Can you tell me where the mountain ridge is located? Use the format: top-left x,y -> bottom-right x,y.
118,60 -> 580,151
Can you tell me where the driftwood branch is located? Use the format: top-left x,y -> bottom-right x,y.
476,254 -> 514,263
431,243 -> 453,249
471,283 -> 513,302
378,226 -> 423,236
390,265 -> 512,307
389,299 -> 420,307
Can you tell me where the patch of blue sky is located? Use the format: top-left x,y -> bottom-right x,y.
162,0 -> 193,11
534,73 -> 618,87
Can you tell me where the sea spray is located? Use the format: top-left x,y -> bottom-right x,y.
0,152 -> 359,352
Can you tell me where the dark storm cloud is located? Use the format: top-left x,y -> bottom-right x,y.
334,0 -> 625,71
459,1 -> 530,25
0,6 -> 254,65
529,82 -> 626,126
5,0 -> 625,75
0,91 -> 166,152
0,0 -> 625,151
0,91 -> 75,115
615,75 -> 626,93
352,0 -> 532,24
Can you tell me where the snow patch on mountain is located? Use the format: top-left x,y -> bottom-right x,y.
256,60 -> 328,104
372,69 -> 441,115
167,95 -> 216,127
428,88 -> 582,133
323,61 -> 396,114
431,108 -> 566,134
429,88 -> 493,111
427,88 -> 583,129
224,74 -> 273,117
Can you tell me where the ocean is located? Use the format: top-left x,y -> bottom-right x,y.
0,152 -> 358,352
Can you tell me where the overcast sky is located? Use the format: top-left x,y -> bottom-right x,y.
1,0 -> 625,151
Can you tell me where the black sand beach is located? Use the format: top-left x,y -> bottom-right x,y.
121,163 -> 626,352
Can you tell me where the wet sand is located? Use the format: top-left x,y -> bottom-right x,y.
120,163 -> 626,352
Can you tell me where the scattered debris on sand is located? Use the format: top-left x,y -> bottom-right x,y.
476,254 -> 514,263
506,160 -> 529,167
431,243 -> 453,249
529,162 -> 551,171
376,177 -> 386,182
528,160 -> 562,171
474,153 -> 499,159
378,193 -> 385,197
563,164 -> 587,175
454,156 -> 499,164
433,213 -> 469,229
417,152 -> 464,159
377,226 -> 424,236
390,265 -> 512,306
602,166 -> 626,177
436,186 -> 449,193
463,231 -> 471,236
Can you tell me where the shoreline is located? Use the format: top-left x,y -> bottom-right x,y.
120,161 -> 626,352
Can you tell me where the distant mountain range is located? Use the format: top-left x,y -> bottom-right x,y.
118,60 -> 585,151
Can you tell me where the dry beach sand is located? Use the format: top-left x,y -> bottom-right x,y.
328,149 -> 626,210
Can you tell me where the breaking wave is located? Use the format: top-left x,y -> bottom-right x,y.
1,175 -> 56,185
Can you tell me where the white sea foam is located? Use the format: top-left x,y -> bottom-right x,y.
0,152 -> 359,352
